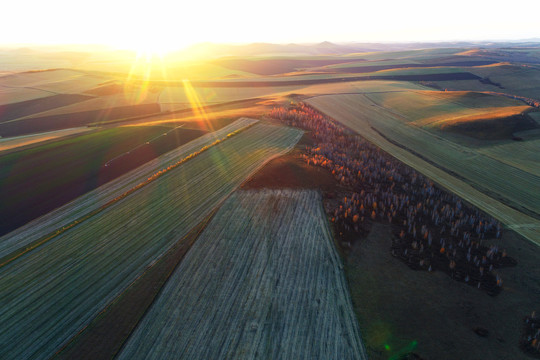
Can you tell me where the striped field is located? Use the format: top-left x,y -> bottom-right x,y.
119,189 -> 367,360
0,122 -> 302,360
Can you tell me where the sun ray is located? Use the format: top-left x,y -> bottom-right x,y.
182,79 -> 216,133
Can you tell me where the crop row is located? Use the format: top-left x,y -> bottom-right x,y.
0,122 -> 302,360
361,93 -> 540,216
119,189 -> 367,360
0,117 -> 258,261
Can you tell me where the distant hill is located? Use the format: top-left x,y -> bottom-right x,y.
170,41 -> 540,60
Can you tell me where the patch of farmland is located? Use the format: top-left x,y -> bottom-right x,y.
529,111 -> 540,123
214,58 -> 359,75
118,189 -> 367,360
172,72 -> 481,88
476,139 -> 540,178
0,118 -> 256,257
0,94 -> 93,123
0,127 -> 93,153
0,86 -> 52,105
159,85 -> 304,106
0,103 -> 161,137
365,91 -> 525,119
451,65 -> 540,99
321,59 -> 422,69
307,94 -> 540,245
0,69 -> 109,94
357,48 -> 465,62
297,79 -> 428,96
0,122 -> 302,360
12,91 -> 161,121
364,90 -> 537,137
0,124 -> 207,236
161,62 -> 258,80
368,66 -> 466,76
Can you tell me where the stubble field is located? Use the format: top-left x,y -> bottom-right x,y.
118,189 -> 367,360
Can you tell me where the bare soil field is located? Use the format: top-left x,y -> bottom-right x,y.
346,223 -> 540,360
242,132 -> 339,190
118,189 -> 367,360
241,151 -> 336,190
307,94 -> 540,245
0,122 -> 302,360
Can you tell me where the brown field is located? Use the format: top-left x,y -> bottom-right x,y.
242,132 -> 339,190
307,94 -> 540,245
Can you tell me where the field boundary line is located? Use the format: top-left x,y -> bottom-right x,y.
0,122 -> 257,269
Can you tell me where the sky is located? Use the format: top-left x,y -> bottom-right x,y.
2,0 -> 540,54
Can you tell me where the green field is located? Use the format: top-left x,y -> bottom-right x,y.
363,90 -> 530,129
0,125 -> 206,235
0,118 -> 256,258
0,122 -> 302,359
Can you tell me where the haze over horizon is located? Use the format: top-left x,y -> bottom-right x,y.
3,0 -> 540,55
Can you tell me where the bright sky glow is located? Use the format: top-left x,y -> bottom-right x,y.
2,0 -> 539,54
